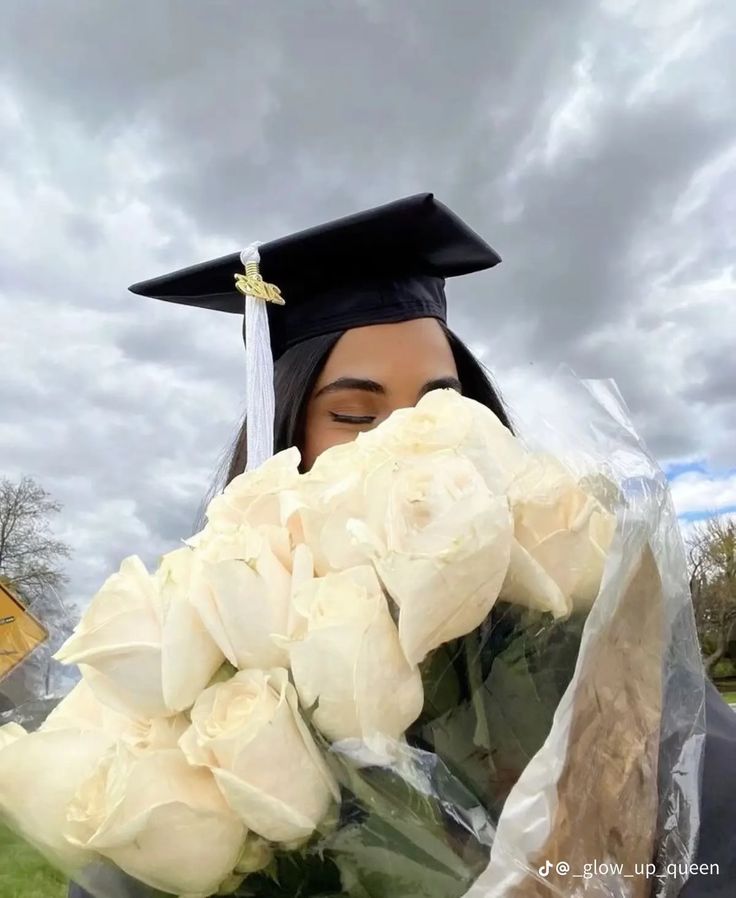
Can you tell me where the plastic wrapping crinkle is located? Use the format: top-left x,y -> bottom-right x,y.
0,371 -> 705,898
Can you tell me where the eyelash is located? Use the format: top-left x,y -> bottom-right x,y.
329,413 -> 376,425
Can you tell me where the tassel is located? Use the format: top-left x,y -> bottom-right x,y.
236,242 -> 284,472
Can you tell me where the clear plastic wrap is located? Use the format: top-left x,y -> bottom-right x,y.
0,373 -> 706,898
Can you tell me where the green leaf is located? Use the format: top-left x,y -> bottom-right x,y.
309,725 -> 490,897
329,812 -> 484,898
415,606 -> 585,820
417,642 -> 463,721
233,849 -> 343,898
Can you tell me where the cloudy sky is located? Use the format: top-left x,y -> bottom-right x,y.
1,0 -> 734,610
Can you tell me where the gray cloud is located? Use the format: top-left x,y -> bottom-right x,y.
1,0 -> 734,607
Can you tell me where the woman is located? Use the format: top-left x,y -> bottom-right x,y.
204,315 -> 512,506
70,194 -> 734,897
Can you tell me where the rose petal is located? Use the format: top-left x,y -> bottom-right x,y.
66,747 -> 245,897
0,727 -> 114,872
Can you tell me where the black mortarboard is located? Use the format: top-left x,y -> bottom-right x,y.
129,192 -> 501,469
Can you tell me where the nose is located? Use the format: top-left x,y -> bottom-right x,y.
375,391 -> 422,425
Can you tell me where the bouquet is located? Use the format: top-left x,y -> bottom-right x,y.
0,377 -> 704,898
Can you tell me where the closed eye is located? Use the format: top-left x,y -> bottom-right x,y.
329,413 -> 376,424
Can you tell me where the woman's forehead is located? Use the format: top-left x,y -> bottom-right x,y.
316,318 -> 458,383
323,318 -> 454,374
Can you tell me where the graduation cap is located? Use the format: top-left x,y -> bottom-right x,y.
129,192 -> 501,471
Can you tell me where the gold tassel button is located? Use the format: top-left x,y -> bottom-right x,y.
234,260 -> 285,305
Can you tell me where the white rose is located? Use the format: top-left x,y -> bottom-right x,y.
55,550 -> 224,718
42,677 -> 189,752
202,447 -> 303,532
285,566 -> 424,743
356,388 -> 527,494
284,390 -> 527,578
190,523 -> 313,669
179,668 -> 338,844
65,745 -> 245,898
500,454 -> 618,614
0,723 -> 114,871
346,452 -> 514,665
280,439 -> 378,575
498,540 -> 570,618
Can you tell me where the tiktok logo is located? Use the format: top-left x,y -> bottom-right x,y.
538,860 -> 571,877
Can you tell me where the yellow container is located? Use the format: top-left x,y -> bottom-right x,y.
0,582 -> 48,681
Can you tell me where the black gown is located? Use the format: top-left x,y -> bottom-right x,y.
68,680 -> 736,898
677,679 -> 736,897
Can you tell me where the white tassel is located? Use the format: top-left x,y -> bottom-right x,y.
239,242 -> 276,472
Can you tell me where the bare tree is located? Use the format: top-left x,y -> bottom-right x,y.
687,516 -> 736,676
0,475 -> 71,605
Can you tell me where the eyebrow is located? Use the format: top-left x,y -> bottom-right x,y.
313,375 -> 462,400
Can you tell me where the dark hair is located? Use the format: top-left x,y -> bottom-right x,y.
193,323 -> 514,531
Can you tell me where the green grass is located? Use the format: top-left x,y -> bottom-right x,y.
0,824 -> 67,898
719,690 -> 736,705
